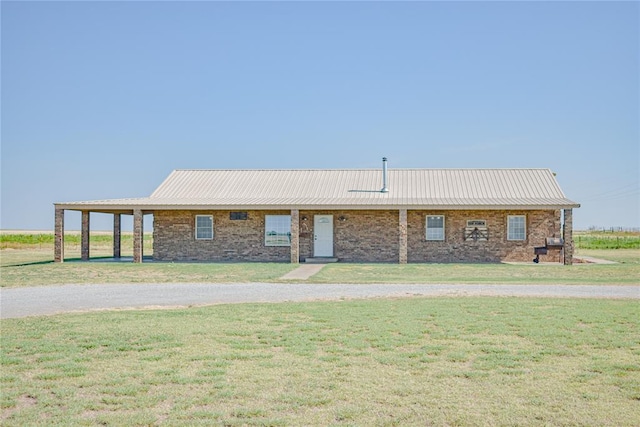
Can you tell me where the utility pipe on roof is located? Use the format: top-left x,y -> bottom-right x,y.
381,157 -> 389,193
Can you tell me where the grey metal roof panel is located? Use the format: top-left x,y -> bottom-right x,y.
56,168 -> 579,210
150,168 -> 575,199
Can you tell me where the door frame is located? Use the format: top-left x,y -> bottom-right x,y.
313,215 -> 334,257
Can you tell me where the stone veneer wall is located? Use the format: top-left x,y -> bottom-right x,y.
153,210 -> 291,262
154,209 -> 562,263
407,209 -> 562,263
299,210 -> 399,263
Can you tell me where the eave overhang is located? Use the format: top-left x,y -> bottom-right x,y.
54,198 -> 581,213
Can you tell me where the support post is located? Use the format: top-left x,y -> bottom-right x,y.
399,209 -> 408,264
133,209 -> 143,263
563,208 -> 574,265
290,209 -> 300,264
81,211 -> 90,261
54,208 -> 64,263
113,214 -> 121,259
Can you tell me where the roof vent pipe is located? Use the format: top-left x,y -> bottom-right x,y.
381,157 -> 389,193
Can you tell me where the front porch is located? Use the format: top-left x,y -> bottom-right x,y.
53,207 -> 576,265
54,208 -> 153,263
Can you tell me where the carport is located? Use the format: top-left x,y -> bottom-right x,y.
54,205 -> 153,263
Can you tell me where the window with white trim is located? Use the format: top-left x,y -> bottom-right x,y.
195,215 -> 213,240
265,215 -> 291,246
507,215 -> 526,241
426,215 -> 445,241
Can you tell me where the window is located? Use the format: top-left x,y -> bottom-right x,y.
507,215 -> 526,241
426,215 -> 445,241
195,215 -> 213,240
230,212 -> 248,220
265,215 -> 291,246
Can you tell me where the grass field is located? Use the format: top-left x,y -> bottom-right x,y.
1,231 -> 638,425
1,232 -> 154,267
0,249 -> 638,287
574,230 -> 640,249
1,231 -> 639,287
2,298 -> 639,426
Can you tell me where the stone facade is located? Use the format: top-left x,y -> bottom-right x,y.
563,208 -> 573,265
113,214 -> 121,259
301,210 -> 400,263
54,208 -> 64,262
399,209 -> 408,264
153,208 -> 564,263
81,211 -> 90,261
153,210 -> 292,262
407,209 -> 562,263
133,209 -> 144,263
290,209 -> 299,264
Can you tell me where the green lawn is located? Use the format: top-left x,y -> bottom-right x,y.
1,248 -> 638,287
574,231 -> 640,249
577,248 -> 640,264
308,256 -> 639,285
2,232 -> 638,425
0,261 -> 297,287
2,298 -> 638,426
1,231 -> 638,287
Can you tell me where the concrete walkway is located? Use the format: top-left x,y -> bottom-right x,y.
279,263 -> 328,280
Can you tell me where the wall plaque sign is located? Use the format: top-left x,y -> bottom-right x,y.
467,220 -> 486,227
465,220 -> 488,241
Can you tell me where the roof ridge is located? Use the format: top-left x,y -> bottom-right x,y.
171,168 -> 553,171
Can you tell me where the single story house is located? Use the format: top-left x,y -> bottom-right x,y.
54,160 -> 580,264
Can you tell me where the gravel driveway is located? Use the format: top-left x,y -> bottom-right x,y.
1,283 -> 638,319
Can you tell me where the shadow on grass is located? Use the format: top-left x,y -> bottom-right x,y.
1,259 -> 55,267
64,256 -> 155,263
1,256 -> 134,268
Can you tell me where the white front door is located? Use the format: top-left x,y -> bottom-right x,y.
314,215 -> 334,257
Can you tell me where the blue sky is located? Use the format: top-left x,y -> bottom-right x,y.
2,1 -> 638,231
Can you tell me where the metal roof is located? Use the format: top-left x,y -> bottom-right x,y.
55,168 -> 580,211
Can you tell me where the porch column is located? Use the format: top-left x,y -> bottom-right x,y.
133,209 -> 143,263
399,209 -> 408,264
563,208 -> 574,265
290,209 -> 300,264
54,208 -> 64,263
113,214 -> 121,259
81,211 -> 90,261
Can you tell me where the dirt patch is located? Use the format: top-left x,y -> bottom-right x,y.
574,256 -> 617,264
1,394 -> 38,422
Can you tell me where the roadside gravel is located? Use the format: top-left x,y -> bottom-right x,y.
1,283 -> 638,319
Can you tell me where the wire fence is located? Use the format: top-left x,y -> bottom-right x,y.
582,227 -> 640,233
